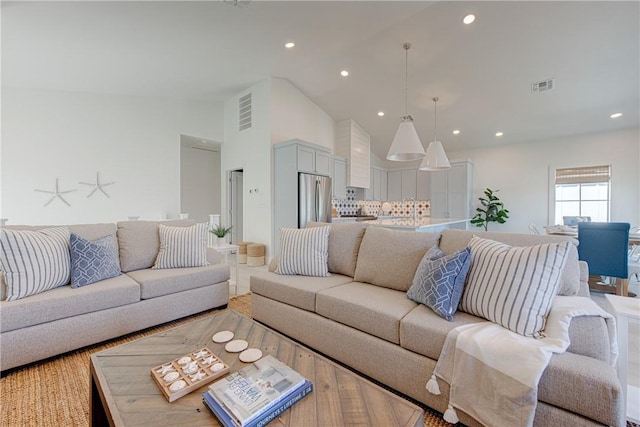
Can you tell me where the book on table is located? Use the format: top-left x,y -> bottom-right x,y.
204,355 -> 313,427
203,379 -> 313,427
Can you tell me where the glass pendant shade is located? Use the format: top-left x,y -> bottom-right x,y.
419,140 -> 451,170
386,117 -> 425,161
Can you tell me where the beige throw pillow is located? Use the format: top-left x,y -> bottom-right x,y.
354,227 -> 440,292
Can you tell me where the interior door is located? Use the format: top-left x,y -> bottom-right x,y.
229,170 -> 243,244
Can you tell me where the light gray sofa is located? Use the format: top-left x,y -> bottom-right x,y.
0,220 -> 230,371
250,223 -> 623,427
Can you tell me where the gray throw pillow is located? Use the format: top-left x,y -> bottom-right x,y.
407,247 -> 471,321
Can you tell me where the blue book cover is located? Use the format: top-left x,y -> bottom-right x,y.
204,380 -> 313,427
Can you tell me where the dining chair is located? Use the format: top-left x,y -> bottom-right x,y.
577,222 -> 630,296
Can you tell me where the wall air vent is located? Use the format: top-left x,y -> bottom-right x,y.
531,78 -> 555,94
238,93 -> 252,131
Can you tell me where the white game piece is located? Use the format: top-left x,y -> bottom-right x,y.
239,348 -> 263,363
225,339 -> 248,353
212,330 -> 234,343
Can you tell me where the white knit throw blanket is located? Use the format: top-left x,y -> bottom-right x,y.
426,296 -> 618,427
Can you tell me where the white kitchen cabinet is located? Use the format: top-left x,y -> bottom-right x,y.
331,156 -> 347,199
401,170 -> 417,199
416,170 -> 431,200
387,171 -> 402,201
365,167 -> 387,201
429,160 -> 473,219
387,169 -> 418,201
273,139 -> 332,251
335,119 -> 371,188
380,170 -> 388,200
297,144 -> 331,175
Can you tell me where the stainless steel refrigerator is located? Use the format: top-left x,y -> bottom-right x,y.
299,173 -> 332,228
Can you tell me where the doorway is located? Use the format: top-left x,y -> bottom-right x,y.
229,169 -> 244,244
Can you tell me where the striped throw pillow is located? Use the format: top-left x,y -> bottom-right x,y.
460,236 -> 571,337
152,223 -> 209,269
278,226 -> 330,277
0,227 -> 71,301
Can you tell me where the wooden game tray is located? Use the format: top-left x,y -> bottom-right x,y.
150,347 -> 230,402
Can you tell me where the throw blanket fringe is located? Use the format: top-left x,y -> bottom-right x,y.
426,374 -> 440,395
426,296 -> 617,427
443,405 -> 459,424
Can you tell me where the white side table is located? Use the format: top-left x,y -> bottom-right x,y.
210,244 -> 239,295
605,294 -> 640,423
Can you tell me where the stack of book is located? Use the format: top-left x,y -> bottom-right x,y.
203,355 -> 313,427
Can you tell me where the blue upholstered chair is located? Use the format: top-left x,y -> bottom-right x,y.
578,222 -> 630,296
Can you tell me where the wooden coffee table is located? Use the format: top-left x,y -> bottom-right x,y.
90,310 -> 424,426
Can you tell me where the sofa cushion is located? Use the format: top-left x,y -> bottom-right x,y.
0,274 -> 140,333
70,233 -> 122,288
353,227 -> 440,291
250,271 -> 352,312
460,236 -> 571,337
116,219 -> 195,272
307,222 -> 367,277
400,304 -> 486,360
0,227 -> 71,301
152,223 -> 209,269
126,263 -> 230,299
277,226 -> 330,277
439,229 -> 581,296
316,282 -> 418,344
407,247 -> 471,321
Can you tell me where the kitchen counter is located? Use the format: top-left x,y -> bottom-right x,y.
363,217 -> 469,232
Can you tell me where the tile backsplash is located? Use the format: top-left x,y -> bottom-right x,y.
332,187 -> 430,217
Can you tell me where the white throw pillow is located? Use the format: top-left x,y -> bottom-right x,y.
277,226 -> 330,277
0,227 -> 71,301
152,223 -> 209,269
460,236 -> 571,337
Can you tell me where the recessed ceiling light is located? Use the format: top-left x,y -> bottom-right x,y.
610,112 -> 623,119
285,42 -> 295,49
452,130 -> 460,135
495,131 -> 504,137
377,111 -> 385,117
463,14 -> 476,24
340,70 -> 349,77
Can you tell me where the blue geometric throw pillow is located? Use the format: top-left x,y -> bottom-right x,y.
70,233 -> 121,288
407,247 -> 471,321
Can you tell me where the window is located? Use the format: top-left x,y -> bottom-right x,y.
554,165 -> 610,224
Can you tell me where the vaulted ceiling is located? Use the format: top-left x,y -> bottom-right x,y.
3,1 -> 638,161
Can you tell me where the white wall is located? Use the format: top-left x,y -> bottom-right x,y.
1,87 -> 223,225
222,79 -> 273,255
221,78 -> 339,258
271,78 -> 335,150
447,127 -> 640,233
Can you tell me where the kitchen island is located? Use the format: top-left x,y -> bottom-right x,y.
363,217 -> 469,233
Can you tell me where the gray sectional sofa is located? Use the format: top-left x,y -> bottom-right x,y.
0,220 -> 230,371
251,223 -> 623,427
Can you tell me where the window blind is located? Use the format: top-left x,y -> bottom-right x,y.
555,165 -> 611,185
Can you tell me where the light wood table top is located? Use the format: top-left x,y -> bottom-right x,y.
90,310 -> 424,427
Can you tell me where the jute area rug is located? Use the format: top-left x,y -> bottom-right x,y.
0,293 -> 449,427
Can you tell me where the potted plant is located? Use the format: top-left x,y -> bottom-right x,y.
210,224 -> 232,246
470,188 -> 509,231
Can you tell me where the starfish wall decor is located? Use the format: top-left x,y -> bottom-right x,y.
34,178 -> 77,207
79,172 -> 115,198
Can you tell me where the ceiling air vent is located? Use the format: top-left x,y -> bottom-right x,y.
531,78 -> 555,94
239,93 -> 252,131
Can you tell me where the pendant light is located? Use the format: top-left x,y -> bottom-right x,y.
419,97 -> 451,171
386,43 -> 425,161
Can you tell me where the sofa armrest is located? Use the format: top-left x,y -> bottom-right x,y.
576,260 -> 590,297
